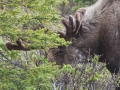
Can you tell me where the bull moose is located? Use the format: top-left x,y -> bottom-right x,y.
5,0 -> 120,75
47,0 -> 120,75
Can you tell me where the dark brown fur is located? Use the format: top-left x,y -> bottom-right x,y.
48,0 -> 120,74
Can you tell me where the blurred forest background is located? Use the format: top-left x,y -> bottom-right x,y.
0,0 -> 119,90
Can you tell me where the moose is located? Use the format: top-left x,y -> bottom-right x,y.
47,0 -> 120,75
5,0 -> 120,75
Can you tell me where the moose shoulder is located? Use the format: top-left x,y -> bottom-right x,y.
48,0 -> 120,74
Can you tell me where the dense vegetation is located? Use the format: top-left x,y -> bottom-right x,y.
0,0 -> 119,90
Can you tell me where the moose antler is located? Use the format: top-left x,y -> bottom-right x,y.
5,23 -> 45,51
5,39 -> 30,51
58,8 -> 86,41
5,8 -> 86,51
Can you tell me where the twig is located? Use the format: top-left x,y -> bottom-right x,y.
0,51 -> 26,69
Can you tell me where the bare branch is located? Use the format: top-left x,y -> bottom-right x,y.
0,51 -> 26,69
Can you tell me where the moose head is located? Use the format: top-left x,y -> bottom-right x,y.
47,8 -> 89,66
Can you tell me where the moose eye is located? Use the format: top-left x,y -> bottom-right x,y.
54,50 -> 64,56
56,51 -> 65,57
58,51 -> 64,54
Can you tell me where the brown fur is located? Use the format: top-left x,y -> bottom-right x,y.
48,0 -> 120,74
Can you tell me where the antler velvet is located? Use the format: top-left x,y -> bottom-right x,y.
5,23 -> 46,51
58,8 -> 86,41
5,39 -> 30,51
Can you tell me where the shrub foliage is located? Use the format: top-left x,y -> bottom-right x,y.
0,0 -> 119,90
